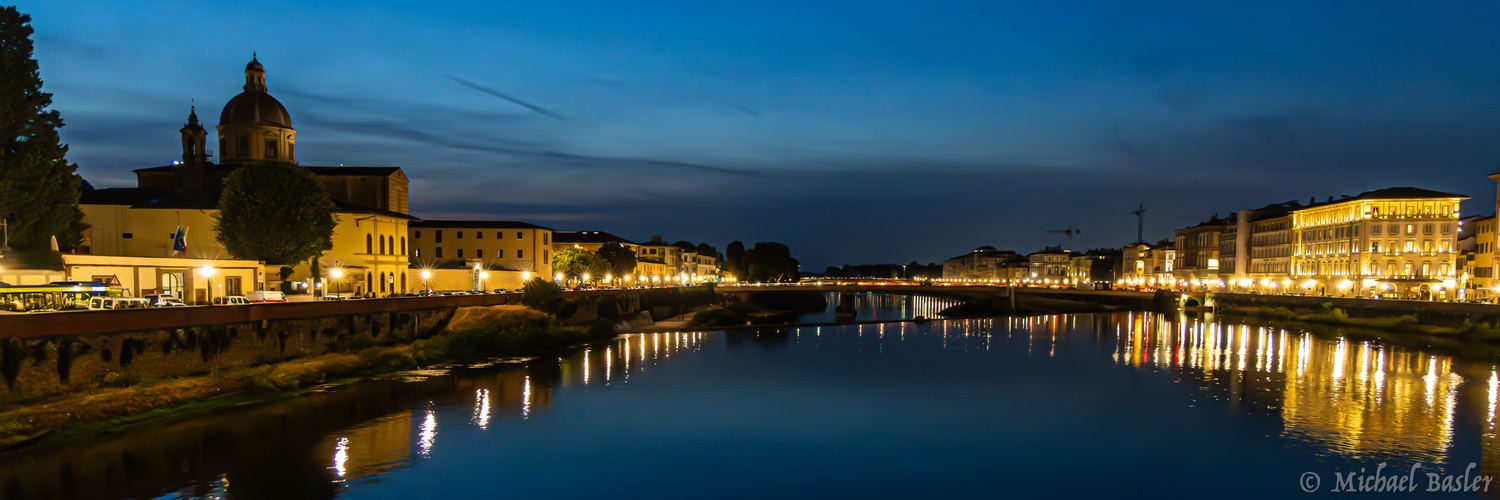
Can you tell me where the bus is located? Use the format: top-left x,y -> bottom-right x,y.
0,281 -> 128,312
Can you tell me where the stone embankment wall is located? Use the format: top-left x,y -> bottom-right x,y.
0,286 -> 716,406
1213,292 -> 1500,327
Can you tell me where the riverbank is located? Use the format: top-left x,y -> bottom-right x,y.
0,305 -> 617,451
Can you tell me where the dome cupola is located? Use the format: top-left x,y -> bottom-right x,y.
216,54 -> 296,165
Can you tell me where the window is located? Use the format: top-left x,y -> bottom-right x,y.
1373,225 -> 1381,236
1441,224 -> 1451,234
122,233 -> 133,239
237,136 -> 249,157
289,143 -> 294,159
497,232 -> 503,239
477,249 -> 483,258
400,273 -> 406,292
224,276 -> 242,296
436,230 -> 443,243
458,231 -> 464,239
517,249 -> 524,258
436,247 -> 443,258
379,236 -> 386,254
457,249 -> 464,258
517,232 -> 524,239
415,231 -> 422,239
1407,224 -> 1415,235
544,249 -> 549,260
1421,262 -> 1431,276
1371,242 -> 1380,253
366,234 -> 373,254
476,231 -> 483,239
414,249 -> 421,258
266,140 -> 278,158
1423,224 -> 1433,235
401,237 -> 406,255
543,233 -> 549,244
380,273 -> 387,293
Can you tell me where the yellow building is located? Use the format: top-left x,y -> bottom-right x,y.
77,56 -> 416,297
637,237 -> 683,280
1463,215 -> 1495,300
1290,188 -> 1468,299
407,221 -> 553,283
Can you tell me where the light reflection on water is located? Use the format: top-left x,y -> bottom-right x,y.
5,306 -> 1500,499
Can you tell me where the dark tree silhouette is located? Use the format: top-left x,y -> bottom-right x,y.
597,242 -> 637,277
725,241 -> 745,279
0,7 -> 85,251
741,242 -> 800,283
213,162 -> 337,265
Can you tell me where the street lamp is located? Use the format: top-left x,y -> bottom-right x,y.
198,265 -> 215,304
329,268 -> 344,297
420,270 -> 432,291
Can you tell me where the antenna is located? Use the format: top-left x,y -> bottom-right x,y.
1131,204 -> 1146,244
1047,227 -> 1081,251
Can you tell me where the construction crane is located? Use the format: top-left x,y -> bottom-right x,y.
1131,204 -> 1146,244
1048,227 -> 1081,251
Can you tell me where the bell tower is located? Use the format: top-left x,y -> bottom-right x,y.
179,104 -> 209,165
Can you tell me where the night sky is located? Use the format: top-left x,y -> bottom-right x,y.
25,1 -> 1500,270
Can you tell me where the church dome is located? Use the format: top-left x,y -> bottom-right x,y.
219,91 -> 292,129
219,55 -> 291,129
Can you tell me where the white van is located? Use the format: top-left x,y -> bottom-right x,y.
213,296 -> 251,305
88,297 -> 150,310
142,294 -> 188,307
245,290 -> 287,303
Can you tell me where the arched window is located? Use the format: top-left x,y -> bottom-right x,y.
400,273 -> 407,292
401,237 -> 407,256
366,272 -> 372,294
379,235 -> 386,255
380,273 -> 387,293
366,234 -> 373,254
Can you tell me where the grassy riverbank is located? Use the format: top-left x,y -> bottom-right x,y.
0,305 -> 616,451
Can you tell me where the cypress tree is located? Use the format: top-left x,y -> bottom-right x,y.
0,7 -> 85,251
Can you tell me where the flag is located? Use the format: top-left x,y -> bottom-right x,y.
171,226 -> 188,257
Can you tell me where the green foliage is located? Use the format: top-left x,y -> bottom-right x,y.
551,247 -> 604,280
521,277 -> 565,314
597,242 -> 637,277
0,7 -> 85,251
12,248 -> 63,270
445,312 -> 598,357
213,161 -> 338,265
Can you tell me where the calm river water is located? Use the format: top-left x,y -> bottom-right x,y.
5,293 -> 1500,499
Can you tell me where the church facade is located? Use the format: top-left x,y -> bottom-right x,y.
78,56 -> 417,299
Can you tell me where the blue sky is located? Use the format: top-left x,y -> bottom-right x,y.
24,1 -> 1500,270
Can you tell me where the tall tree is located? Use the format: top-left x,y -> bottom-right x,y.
695,242 -> 717,260
725,240 -> 745,279
550,247 -> 601,280
597,242 -> 637,277
213,162 -> 338,265
741,242 -> 800,283
0,7 -> 85,251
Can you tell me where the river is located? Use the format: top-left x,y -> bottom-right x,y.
3,293 -> 1498,498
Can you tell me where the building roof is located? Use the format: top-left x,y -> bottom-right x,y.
332,199 -> 420,220
303,166 -> 405,177
1297,187 -> 1469,211
410,219 -> 551,230
220,91 -> 292,129
80,186 -> 418,220
554,231 -> 638,246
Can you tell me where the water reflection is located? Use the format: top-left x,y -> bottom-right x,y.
6,315 -> 1500,499
1097,312 -> 1479,467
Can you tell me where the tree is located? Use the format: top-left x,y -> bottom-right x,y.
0,7 -> 85,251
550,247 -> 601,280
521,277 -> 564,314
741,242 -> 800,283
725,240 -> 745,280
695,242 -> 717,260
213,162 -> 338,266
597,242 -> 637,277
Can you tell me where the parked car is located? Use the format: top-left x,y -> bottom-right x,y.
212,296 -> 251,305
142,294 -> 188,307
88,297 -> 149,310
245,291 -> 287,303
491,288 -> 511,294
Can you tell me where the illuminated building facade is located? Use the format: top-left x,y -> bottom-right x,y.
942,246 -> 1024,281
1173,216 -> 1229,288
1027,247 -> 1073,283
1463,215 -> 1495,300
1289,187 -> 1468,299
